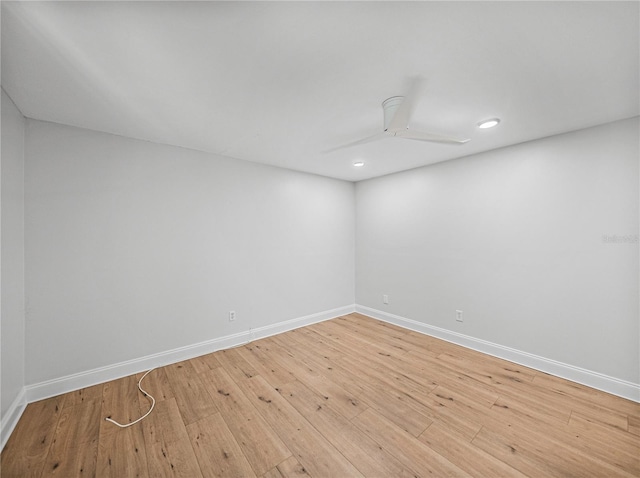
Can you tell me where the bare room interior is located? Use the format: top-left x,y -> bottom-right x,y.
1,1 -> 638,477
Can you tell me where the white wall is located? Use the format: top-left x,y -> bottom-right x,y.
25,120 -> 355,385
1,89 -> 26,425
356,117 -> 639,385
15,114 -> 640,398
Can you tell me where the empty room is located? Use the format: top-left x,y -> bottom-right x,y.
1,1 -> 638,477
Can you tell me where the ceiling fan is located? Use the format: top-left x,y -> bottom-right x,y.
324,78 -> 470,154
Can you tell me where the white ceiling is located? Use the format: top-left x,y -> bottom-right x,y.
2,1 -> 638,181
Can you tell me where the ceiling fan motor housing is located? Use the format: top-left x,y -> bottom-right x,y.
382,96 -> 405,131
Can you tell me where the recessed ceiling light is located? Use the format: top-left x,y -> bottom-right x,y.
477,118 -> 500,129
353,161 -> 365,167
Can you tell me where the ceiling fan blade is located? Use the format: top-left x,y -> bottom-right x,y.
386,77 -> 426,132
395,129 -> 470,145
322,132 -> 388,154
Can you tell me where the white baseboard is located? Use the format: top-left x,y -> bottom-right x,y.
356,305 -> 640,403
25,304 -> 355,404
1,387 -> 27,451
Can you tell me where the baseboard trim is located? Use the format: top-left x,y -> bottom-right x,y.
1,387 -> 27,451
355,305 -> 640,403
25,304 -> 355,404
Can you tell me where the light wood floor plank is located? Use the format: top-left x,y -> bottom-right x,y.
490,394 -> 571,429
271,455 -> 311,478
568,404 -> 629,432
189,354 -> 222,375
436,350 -> 537,387
405,349 -> 502,407
345,312 -> 411,335
423,348 -> 597,423
418,385 -> 487,441
96,425 -> 148,478
473,419 -> 637,478
187,412 -> 256,478
199,367 -> 291,475
235,341 -> 296,388
533,371 -> 640,416
486,398 -> 639,475
315,318 -> 410,358
318,323 -> 440,398
141,398 -> 203,478
306,327 -> 435,436
277,379 -> 416,477
264,335 -> 367,420
418,421 -> 528,477
405,330 -> 460,356
236,375 -> 364,477
287,327 -> 345,362
326,315 -> 415,355
62,382 -> 104,409
213,347 -> 258,383
352,408 -> 471,477
164,360 -> 218,426
41,398 -> 102,477
295,342 -> 433,437
0,396 -> 65,477
261,467 -> 285,478
628,414 -> 640,436
568,413 -> 640,468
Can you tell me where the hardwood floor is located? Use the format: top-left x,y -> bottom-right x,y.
2,313 -> 639,477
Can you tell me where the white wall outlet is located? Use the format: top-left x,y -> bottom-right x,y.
383,294 -> 389,304
229,310 -> 236,322
456,310 -> 463,322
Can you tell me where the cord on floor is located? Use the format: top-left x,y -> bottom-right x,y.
104,368 -> 156,428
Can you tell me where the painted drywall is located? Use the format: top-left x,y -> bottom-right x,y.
1,89 -> 26,419
25,120 -> 355,385
356,117 -> 639,384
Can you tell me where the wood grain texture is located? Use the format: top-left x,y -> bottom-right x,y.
237,375 -> 364,477
41,398 -> 102,476
275,379 -> 413,477
418,421 -> 528,477
199,367 -> 291,475
0,395 -> 66,477
268,455 -> 311,478
163,360 -> 218,426
141,398 -> 203,478
2,313 -> 639,477
62,383 -> 104,409
352,408 -> 470,477
187,412 -> 256,478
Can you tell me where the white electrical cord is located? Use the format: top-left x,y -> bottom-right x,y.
104,368 -> 156,428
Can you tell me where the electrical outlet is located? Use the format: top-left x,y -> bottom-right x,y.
383,294 -> 389,305
456,310 -> 463,322
229,311 -> 236,322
